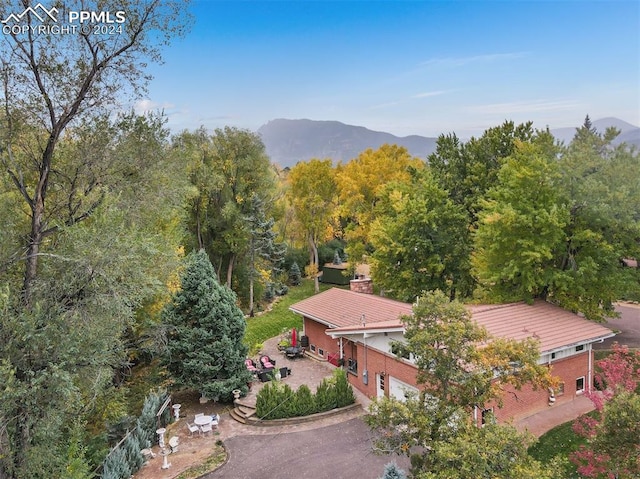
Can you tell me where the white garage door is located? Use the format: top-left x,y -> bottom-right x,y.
389,376 -> 419,401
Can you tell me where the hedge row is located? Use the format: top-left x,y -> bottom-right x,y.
255,368 -> 355,420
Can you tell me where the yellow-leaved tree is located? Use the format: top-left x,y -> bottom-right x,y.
335,144 -> 423,269
287,159 -> 337,293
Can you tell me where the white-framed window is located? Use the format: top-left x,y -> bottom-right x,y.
347,358 -> 358,374
481,408 -> 494,426
575,344 -> 585,352
318,348 -> 324,357
310,344 -> 316,353
379,373 -> 385,391
576,376 -> 585,394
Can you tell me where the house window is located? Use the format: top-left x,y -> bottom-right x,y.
391,343 -> 410,360
551,352 -> 556,360
576,376 -> 585,394
318,348 -> 324,357
310,344 -> 316,353
556,382 -> 565,396
347,358 -> 358,375
481,408 -> 494,426
575,345 -> 584,352
379,374 -> 385,391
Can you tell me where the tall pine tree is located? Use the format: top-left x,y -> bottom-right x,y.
162,250 -> 252,401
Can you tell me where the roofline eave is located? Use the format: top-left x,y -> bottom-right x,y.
541,332 -> 617,354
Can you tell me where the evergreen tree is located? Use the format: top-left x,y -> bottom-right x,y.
162,250 -> 253,402
379,462 -> 407,479
246,193 -> 286,316
288,262 -> 302,286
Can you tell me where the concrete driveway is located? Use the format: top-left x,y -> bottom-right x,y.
205,417 -> 409,479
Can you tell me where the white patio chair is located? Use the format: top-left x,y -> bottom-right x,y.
186,422 -> 200,436
200,421 -> 213,435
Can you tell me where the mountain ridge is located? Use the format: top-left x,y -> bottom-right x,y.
258,117 -> 640,168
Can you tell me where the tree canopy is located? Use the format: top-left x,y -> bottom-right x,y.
474,119 -> 640,320
369,167 -> 471,301
287,158 -> 337,292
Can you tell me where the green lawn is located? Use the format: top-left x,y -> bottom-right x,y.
528,412 -> 596,477
244,279 -> 335,354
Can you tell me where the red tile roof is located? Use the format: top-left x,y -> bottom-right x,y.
290,289 -> 614,352
470,300 -> 614,352
289,288 -> 412,329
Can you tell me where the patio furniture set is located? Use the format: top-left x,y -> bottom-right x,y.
186,412 -> 220,436
245,355 -> 292,382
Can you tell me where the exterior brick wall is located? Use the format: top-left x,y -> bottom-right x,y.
349,278 -> 373,294
348,343 -> 419,398
302,317 -> 339,360
302,313 -> 596,426
481,351 -> 594,425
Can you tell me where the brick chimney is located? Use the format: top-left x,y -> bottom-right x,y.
349,275 -> 373,294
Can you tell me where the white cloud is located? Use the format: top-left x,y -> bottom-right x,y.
134,99 -> 176,114
411,90 -> 448,99
420,52 -> 527,68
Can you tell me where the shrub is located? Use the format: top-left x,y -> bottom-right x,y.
294,384 -> 317,415
314,377 -> 336,411
101,447 -> 130,479
333,368 -> 356,408
379,462 -> 407,479
254,368 -> 355,420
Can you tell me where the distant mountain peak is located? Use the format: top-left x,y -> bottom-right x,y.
258,118 -> 437,167
258,117 -> 639,168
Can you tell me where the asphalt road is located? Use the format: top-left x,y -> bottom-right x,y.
205,417 -> 410,479
593,303 -> 640,349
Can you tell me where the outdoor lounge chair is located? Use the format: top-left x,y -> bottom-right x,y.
259,355 -> 276,369
245,358 -> 259,373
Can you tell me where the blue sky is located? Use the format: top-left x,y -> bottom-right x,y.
139,0 -> 640,138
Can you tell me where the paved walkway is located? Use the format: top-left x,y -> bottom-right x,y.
515,394 -> 594,437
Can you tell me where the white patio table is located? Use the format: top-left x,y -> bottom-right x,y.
194,415 -> 212,427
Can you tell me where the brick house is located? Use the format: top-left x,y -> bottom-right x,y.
289,279 -> 615,425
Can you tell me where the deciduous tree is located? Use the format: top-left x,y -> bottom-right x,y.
0,112 -> 187,478
473,140 -> 568,303
0,0 -> 190,305
369,168 -> 470,300
335,144 -> 423,265
287,158 -> 337,293
571,343 -> 640,478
